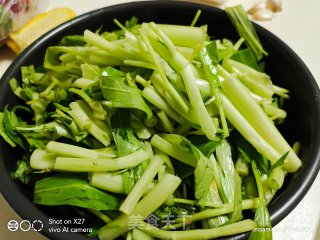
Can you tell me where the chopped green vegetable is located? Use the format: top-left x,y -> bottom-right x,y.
0,5 -> 302,240
248,161 -> 273,240
100,67 -> 153,121
225,4 -> 268,61
34,174 -> 119,210
111,108 -> 143,157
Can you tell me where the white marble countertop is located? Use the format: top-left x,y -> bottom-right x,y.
0,0 -> 319,239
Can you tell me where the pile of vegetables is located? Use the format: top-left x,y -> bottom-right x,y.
0,5 -> 302,240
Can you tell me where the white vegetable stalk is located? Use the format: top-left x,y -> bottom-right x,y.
222,95 -> 282,164
46,141 -> 116,159
139,219 -> 256,240
98,173 -> 181,240
142,86 -> 194,127
84,30 -> 133,60
221,75 -> 301,172
132,228 -> 154,240
30,149 -> 56,170
120,155 -> 163,214
69,100 -> 112,146
54,147 -> 152,172
89,172 -> 125,194
144,22 -> 217,139
157,24 -> 207,48
151,134 -> 197,167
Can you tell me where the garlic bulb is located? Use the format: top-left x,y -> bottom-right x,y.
266,0 -> 282,12
247,2 -> 266,15
252,8 -> 274,21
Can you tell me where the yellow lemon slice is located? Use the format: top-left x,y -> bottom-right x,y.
7,8 -> 76,54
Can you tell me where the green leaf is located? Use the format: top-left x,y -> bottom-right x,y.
231,48 -> 259,70
232,130 -> 269,174
20,132 -> 53,150
111,109 -> 145,194
0,112 -> 16,147
9,78 -> 28,101
190,135 -> 222,158
122,164 -> 144,194
225,5 -> 268,61
226,172 -> 243,224
44,46 -> 82,75
59,35 -> 86,46
216,39 -> 236,61
2,107 -> 28,150
34,174 -> 119,210
81,63 -> 101,81
195,163 -> 215,207
125,17 -> 139,29
267,151 -> 289,175
15,122 -> 59,150
180,138 -> 215,207
215,140 -> 235,203
111,108 -> 143,157
14,155 -> 34,185
199,41 -> 223,106
242,175 -> 258,199
55,116 -> 89,143
100,67 -> 153,120
160,134 -> 214,205
21,65 -> 38,84
199,41 -> 229,136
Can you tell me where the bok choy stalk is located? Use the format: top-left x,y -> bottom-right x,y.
30,141 -> 152,172
151,134 -> 197,167
248,161 -> 273,240
221,96 -> 282,165
53,146 -> 152,172
132,228 -> 154,240
110,108 -> 149,194
89,172 -> 125,194
89,171 -> 156,195
168,198 -> 259,229
142,22 -> 217,140
221,74 -> 301,172
199,41 -> 229,137
119,155 -> 163,214
154,134 -> 232,227
215,141 -> 243,224
68,100 -> 112,146
139,219 -> 257,240
225,4 -> 268,61
46,141 -> 116,159
98,173 -> 181,240
139,25 -> 190,114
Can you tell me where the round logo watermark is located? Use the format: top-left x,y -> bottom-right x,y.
7,220 -> 19,232
32,220 -> 44,232
7,220 -> 43,232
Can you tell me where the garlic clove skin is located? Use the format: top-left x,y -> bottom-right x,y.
252,8 -> 274,21
247,2 -> 266,15
266,0 -> 282,12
